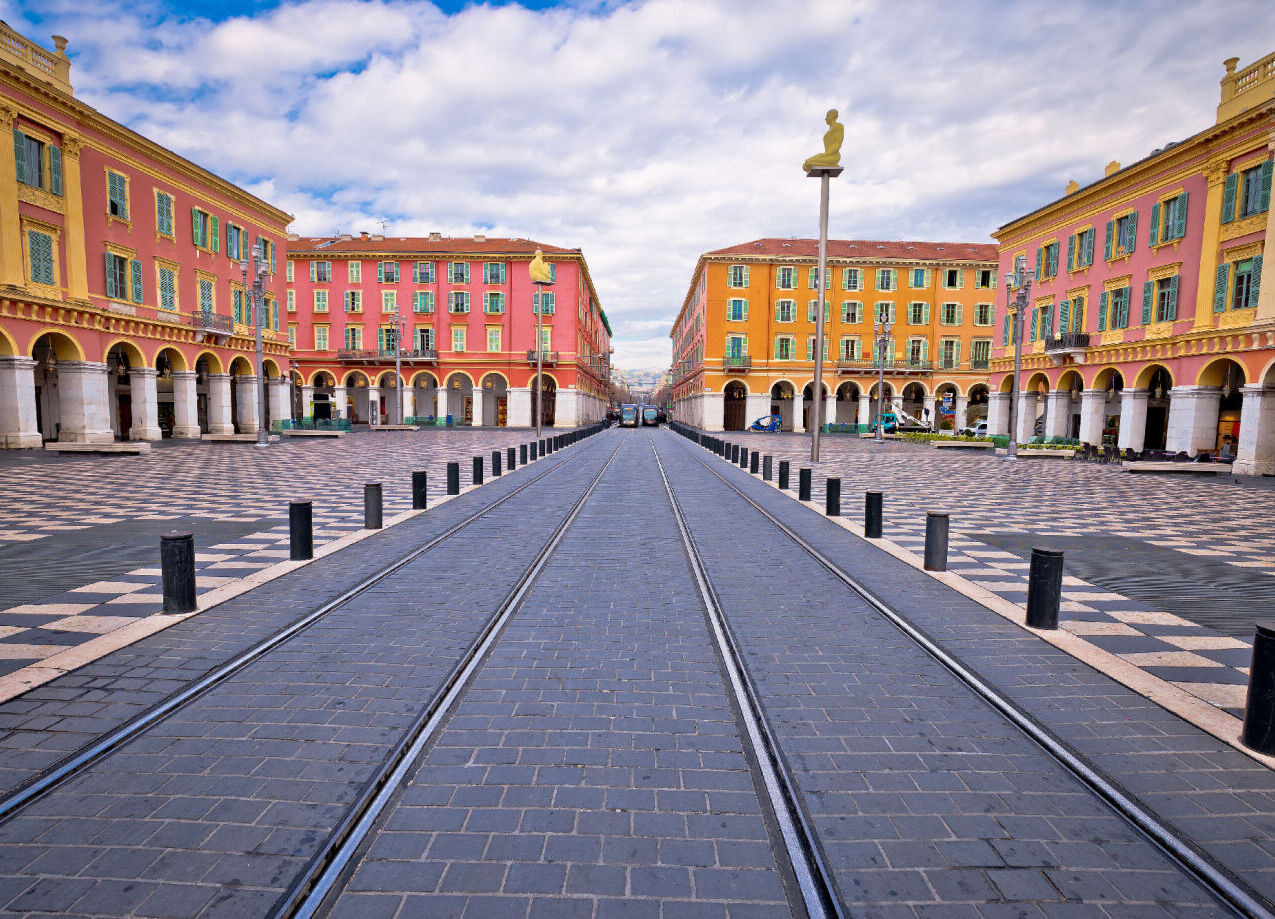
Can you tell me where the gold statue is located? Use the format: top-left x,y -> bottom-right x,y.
803,108 -> 844,172
528,248 -> 552,284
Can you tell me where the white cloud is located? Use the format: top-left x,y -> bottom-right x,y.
9,0 -> 1275,369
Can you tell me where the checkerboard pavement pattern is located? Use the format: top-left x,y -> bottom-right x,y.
0,430 -> 559,676
719,433 -> 1274,719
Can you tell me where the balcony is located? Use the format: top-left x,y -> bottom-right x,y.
1044,333 -> 1090,364
337,348 -> 438,363
723,355 -> 751,371
189,309 -> 234,334
0,23 -> 72,94
970,359 -> 990,371
527,350 -> 558,365
835,359 -> 932,375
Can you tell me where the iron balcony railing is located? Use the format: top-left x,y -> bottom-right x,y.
189,308 -> 234,333
527,350 -> 559,364
835,359 -> 933,373
337,348 -> 438,362
723,355 -> 751,369
1045,332 -> 1091,352
970,359 -> 990,370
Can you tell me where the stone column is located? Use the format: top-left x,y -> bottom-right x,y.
857,394 -> 871,427
1165,386 -> 1222,455
923,395 -> 936,430
57,361 -> 113,443
128,367 -> 162,441
471,386 -> 486,427
170,371 -> 199,438
234,375 -> 260,433
60,136 -> 89,301
300,384 -> 315,418
206,374 -> 233,434
954,393 -> 969,429
1078,389 -> 1106,446
267,379 -> 289,427
1117,388 -> 1149,452
1234,384 -> 1275,476
0,108 -> 24,288
1043,390 -> 1070,440
330,385 -> 347,420
557,389 -> 580,427
0,356 -> 41,447
401,387 -> 415,422
745,392 -> 769,426
986,391 -> 1009,436
367,388 -> 381,426
701,393 -> 725,432
508,386 -> 531,427
1014,391 -> 1037,443
791,394 -> 805,433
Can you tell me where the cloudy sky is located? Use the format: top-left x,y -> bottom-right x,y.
5,0 -> 1273,369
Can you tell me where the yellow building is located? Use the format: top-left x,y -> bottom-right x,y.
669,238 -> 999,432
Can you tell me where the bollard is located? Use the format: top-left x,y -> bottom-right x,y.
923,512 -> 949,572
507,446 -> 516,470
473,456 -> 484,486
762,455 -> 773,481
492,450 -> 502,477
865,491 -> 883,538
739,447 -> 749,469
826,478 -> 841,516
161,531 -> 197,614
364,482 -> 383,529
530,441 -> 538,461
750,451 -> 759,475
798,468 -> 812,501
412,471 -> 428,509
290,501 -> 314,561
447,462 -> 460,495
731,444 -> 740,464
778,460 -> 790,490
520,443 -> 528,465
540,438 -> 547,456
1242,624 -> 1275,754
1025,547 -> 1063,629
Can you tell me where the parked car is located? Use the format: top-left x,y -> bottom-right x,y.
959,420 -> 989,437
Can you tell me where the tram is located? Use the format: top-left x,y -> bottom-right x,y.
619,404 -> 640,427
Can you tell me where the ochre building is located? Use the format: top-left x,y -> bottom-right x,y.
669,238 -> 998,432
0,24 -> 292,447
285,234 -> 611,427
989,50 -> 1273,473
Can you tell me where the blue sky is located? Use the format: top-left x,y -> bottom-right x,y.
3,0 -> 1273,370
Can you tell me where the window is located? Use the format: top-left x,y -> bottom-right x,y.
910,268 -> 928,289
1069,228 -> 1095,270
345,327 -> 362,350
1106,212 -> 1137,258
875,268 -> 896,291
874,301 -> 895,324
15,132 -> 44,190
288,326 -> 296,348
1036,242 -> 1058,279
728,265 -> 749,288
806,299 -> 830,323
198,278 -> 214,316
725,335 -> 747,358
310,261 -> 333,283
484,292 -> 505,314
315,326 -> 329,350
1233,259 -> 1260,310
226,224 -> 245,260
155,192 -> 174,237
452,326 -> 466,352
776,266 -> 797,289
314,290 -> 329,312
940,303 -> 962,325
907,302 -> 928,325
287,290 -> 296,312
970,340 -> 991,369
943,268 -> 963,288
414,291 -> 434,313
449,291 -> 470,313
258,238 -> 276,274
107,170 -> 129,219
377,327 -> 398,353
449,262 -> 470,284
938,339 -> 961,369
344,291 -> 362,312
158,266 -> 176,311
415,328 -> 434,351
774,299 -> 796,322
1152,275 -> 1179,322
1227,161 -> 1273,221
808,267 -> 824,290
103,252 -> 142,303
191,208 -> 217,251
838,337 -> 861,360
805,335 -> 828,361
286,260 -> 294,282
1070,296 -> 1085,331
233,288 -> 245,324
27,230 -> 54,286
487,328 -> 501,352
412,261 -> 435,283
533,292 -> 555,314
842,268 -> 861,291
974,269 -> 993,289
1152,194 -> 1188,245
906,337 -> 927,365
841,301 -> 862,323
973,303 -> 993,326
382,291 -> 397,312
377,261 -> 399,283
727,298 -> 748,321
483,262 -> 506,284
539,327 -> 552,352
773,336 -> 795,360
1100,286 -> 1131,329
348,261 -> 362,282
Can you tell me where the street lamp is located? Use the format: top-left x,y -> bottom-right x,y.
390,308 -> 405,424
871,319 -> 893,443
804,109 -> 844,462
241,243 -> 270,448
1003,253 -> 1032,460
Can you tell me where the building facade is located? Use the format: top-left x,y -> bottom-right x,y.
0,24 -> 292,448
285,235 -> 611,427
989,51 -> 1274,473
669,238 -> 999,432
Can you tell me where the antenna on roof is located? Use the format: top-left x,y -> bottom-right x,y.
377,218 -> 391,235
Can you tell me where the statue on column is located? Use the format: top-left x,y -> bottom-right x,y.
803,109 -> 844,172
529,249 -> 552,284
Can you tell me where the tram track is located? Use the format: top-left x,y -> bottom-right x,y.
0,429 -> 604,827
663,429 -> 1275,919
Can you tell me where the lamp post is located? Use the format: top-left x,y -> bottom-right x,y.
391,309 -> 404,424
806,166 -> 841,462
1003,254 -> 1032,460
872,319 -> 892,443
241,243 -> 270,448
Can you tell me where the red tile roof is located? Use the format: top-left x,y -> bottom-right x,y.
706,238 -> 997,261
286,235 -> 577,256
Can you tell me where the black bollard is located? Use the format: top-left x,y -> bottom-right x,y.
865,491 -> 883,538
447,462 -> 460,495
1242,624 -> 1275,754
472,456 -> 484,486
731,444 -> 740,464
826,478 -> 841,516
290,501 -> 314,560
492,450 -> 502,477
364,482 -> 383,529
798,468 -> 812,501
540,438 -> 547,456
763,455 -> 773,481
750,451 -> 759,475
778,460 -> 790,490
924,512 -> 949,572
412,471 -> 428,509
521,443 -> 529,465
507,446 -> 516,470
530,441 -> 538,461
1025,547 -> 1063,629
161,531 -> 197,614
739,447 -> 749,469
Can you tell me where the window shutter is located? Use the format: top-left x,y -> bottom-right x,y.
1034,247 -> 1042,281
190,208 -> 201,245
1222,173 -> 1238,223
1259,161 -> 1273,213
953,340 -> 961,365
741,266 -> 749,287
1104,221 -> 1113,260
1167,275 -> 1179,321
1214,264 -> 1230,312
104,253 -> 117,298
377,262 -> 384,283
12,129 -> 25,185
1148,202 -> 1160,247
210,216 -> 219,253
1098,291 -> 1108,330
1252,256 -> 1263,304
1059,299 -> 1070,331
773,337 -> 781,360
920,340 -> 929,363
49,144 -> 62,196
1048,246 -> 1058,277
742,299 -> 749,320
1141,281 -> 1153,324
270,243 -> 276,274
1083,230 -> 1094,266
310,262 -> 317,283
922,303 -> 930,324
1029,307 -> 1038,342
1066,235 -> 1075,272
1002,314 -> 1010,346
130,259 -> 143,303
1174,193 -> 1188,239
1125,212 -> 1138,253
955,304 -> 963,325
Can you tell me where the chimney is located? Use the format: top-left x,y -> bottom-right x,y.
1104,160 -> 1121,177
1064,179 -> 1080,195
359,231 -> 369,239
429,231 -> 443,240
474,233 -> 486,243
371,234 -> 384,241
339,233 -> 353,240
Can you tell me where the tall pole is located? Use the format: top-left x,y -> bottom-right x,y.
1004,254 -> 1030,460
811,175 -> 830,462
873,321 -> 890,444
534,283 -> 546,438
394,310 -> 403,424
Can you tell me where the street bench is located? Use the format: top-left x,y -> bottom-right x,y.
994,448 -> 1077,458
44,441 -> 150,455
202,433 -> 281,443
1123,461 -> 1224,475
931,440 -> 995,450
281,429 -> 346,438
368,425 -> 418,431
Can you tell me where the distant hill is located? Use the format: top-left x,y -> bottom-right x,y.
613,367 -> 667,388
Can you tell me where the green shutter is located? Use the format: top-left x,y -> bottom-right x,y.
1059,299 -> 1070,332
742,299 -> 749,320
1048,245 -> 1058,277
1066,235 -> 1075,272
210,216 -> 219,253
310,261 -> 317,282
1029,307 -> 1038,342
48,145 -> 62,196
953,340 -> 960,365
1173,193 -> 1188,240
1104,221 -> 1113,260
773,337 -> 782,360
12,129 -> 25,185
1214,264 -> 1230,312
1035,247 -> 1042,281
922,303 -> 930,324
130,259 -> 143,303
1098,291 -> 1108,330
1252,256 -> 1263,304
104,252 -> 117,299
1259,160 -> 1272,213
1125,212 -> 1138,253
774,301 -> 782,321
1167,275 -> 1179,321
955,304 -> 963,325
1141,281 -> 1153,324
1002,314 -> 1010,346
1148,202 -> 1160,247
1222,173 -> 1237,223
191,208 -> 202,246
1083,229 -> 1095,266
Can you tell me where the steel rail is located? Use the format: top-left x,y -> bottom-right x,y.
669,430 -> 1275,919
0,435 -> 598,824
274,433 -> 626,919
650,436 -> 847,919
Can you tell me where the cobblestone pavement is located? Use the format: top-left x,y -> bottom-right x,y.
710,432 -> 1275,719
0,429 -> 562,678
0,428 -> 1267,917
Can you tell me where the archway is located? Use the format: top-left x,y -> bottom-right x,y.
343,371 -> 370,423
1137,365 -> 1174,451
835,381 -> 860,424
770,381 -> 796,431
801,382 -> 829,431
411,371 -> 439,424
1091,367 -> 1124,446
155,347 -> 187,437
1056,370 -> 1085,439
229,356 -> 255,433
444,372 -> 474,425
867,381 -> 894,428
311,371 -> 336,420
479,373 -> 509,427
901,382 -> 927,426
105,342 -> 147,440
724,380 -> 748,431
965,383 -> 989,428
932,382 -> 959,431
30,331 -> 85,441
531,373 -> 556,428
1198,358 -> 1246,454
376,371 -> 402,425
